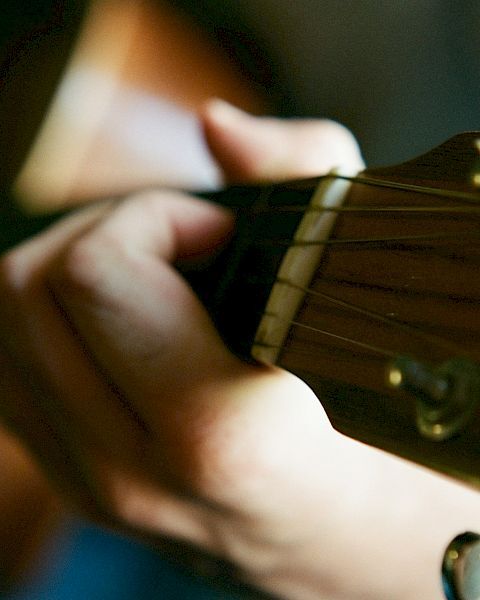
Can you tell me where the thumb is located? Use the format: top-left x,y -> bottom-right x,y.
201,99 -> 364,183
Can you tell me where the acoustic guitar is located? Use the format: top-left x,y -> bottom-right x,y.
4,130 -> 480,600
2,2 -> 480,598
7,131 -> 480,483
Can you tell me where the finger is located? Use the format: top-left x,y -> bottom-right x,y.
97,189 -> 233,263
0,202 -> 146,464
46,191 -> 330,512
0,347 -> 105,516
47,191 -> 246,431
201,98 -> 365,183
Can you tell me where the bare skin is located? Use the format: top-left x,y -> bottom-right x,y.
1,102 -> 479,599
0,429 -> 58,590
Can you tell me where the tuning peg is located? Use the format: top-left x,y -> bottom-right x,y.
443,532 -> 480,600
387,356 -> 480,441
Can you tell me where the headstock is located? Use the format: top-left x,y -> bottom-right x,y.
273,134 -> 480,487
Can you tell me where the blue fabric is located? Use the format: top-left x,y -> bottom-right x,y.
5,521 -> 234,600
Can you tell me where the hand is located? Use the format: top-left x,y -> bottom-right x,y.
0,102 -> 477,600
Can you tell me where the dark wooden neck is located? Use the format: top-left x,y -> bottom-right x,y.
189,180 -> 318,358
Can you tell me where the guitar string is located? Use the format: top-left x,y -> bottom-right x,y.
250,173 -> 480,363
253,339 -> 388,363
256,231 -> 480,247
274,277 -> 467,357
254,291 -> 469,365
261,173 -> 480,206
255,316 -> 397,359
335,174 -> 480,204
246,172 -> 480,215
254,204 -> 480,214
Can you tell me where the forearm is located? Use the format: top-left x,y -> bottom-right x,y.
131,369 -> 476,600
235,427 -> 480,600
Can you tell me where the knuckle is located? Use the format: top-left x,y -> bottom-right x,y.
0,249 -> 27,298
90,466 -> 139,526
129,189 -> 165,210
0,251 -> 36,330
51,236 -> 108,297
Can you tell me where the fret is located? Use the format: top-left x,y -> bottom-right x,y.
252,168 -> 357,364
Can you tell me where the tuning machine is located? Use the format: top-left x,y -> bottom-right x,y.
387,356 -> 480,441
443,532 -> 480,600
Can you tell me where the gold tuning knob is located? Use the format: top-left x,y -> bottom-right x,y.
387,357 -> 480,441
442,532 -> 480,600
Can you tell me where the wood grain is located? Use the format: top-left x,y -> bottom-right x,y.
278,133 -> 480,486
